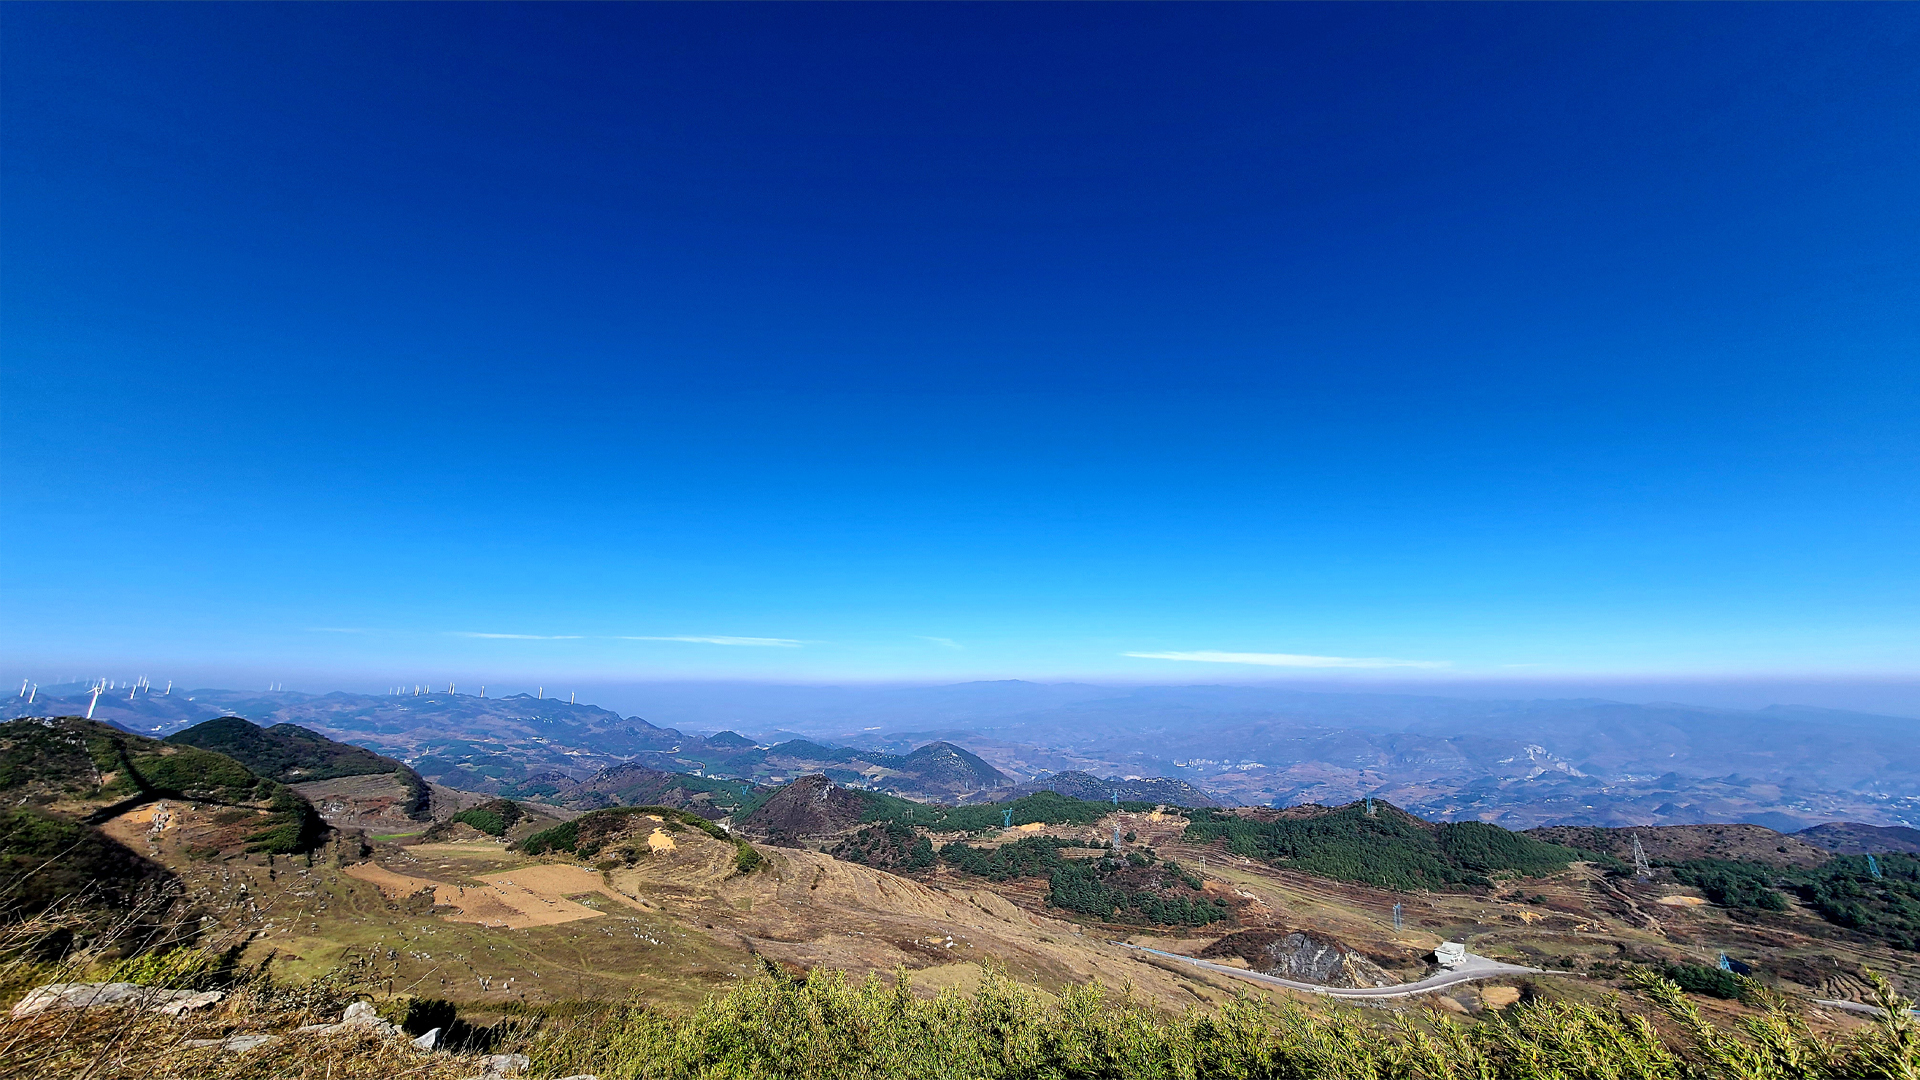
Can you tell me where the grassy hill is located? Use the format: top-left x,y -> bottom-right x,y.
1184,801 -> 1583,891
166,716 -> 428,817
517,804 -> 762,874
0,716 -> 326,942
536,760 -> 758,818
166,716 -> 406,782
736,777 -> 1156,840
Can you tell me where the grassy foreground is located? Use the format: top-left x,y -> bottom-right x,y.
5,954 -> 1917,1079
524,965 -> 1919,1080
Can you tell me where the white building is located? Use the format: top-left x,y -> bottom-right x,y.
1434,942 -> 1468,968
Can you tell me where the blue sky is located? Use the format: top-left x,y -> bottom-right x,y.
3,4 -> 1917,690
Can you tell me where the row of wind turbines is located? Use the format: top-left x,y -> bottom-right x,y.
388,683 -> 578,704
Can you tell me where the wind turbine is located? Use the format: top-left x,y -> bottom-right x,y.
85,685 -> 104,720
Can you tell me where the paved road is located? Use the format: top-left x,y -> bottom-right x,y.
1118,943 -> 1544,999
1815,998 -> 1920,1018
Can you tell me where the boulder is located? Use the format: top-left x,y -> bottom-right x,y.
10,982 -> 223,1018
461,1053 -> 531,1079
184,1034 -> 280,1052
295,999 -> 402,1037
1198,929 -> 1395,988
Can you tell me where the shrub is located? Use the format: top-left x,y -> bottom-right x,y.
521,965 -> 1920,1080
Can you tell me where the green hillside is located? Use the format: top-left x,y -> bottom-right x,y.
0,717 -> 324,851
1663,851 -> 1920,951
167,715 -> 420,780
167,716 -> 428,818
937,836 -> 1224,926
858,789 -> 1157,832
1183,802 -> 1581,891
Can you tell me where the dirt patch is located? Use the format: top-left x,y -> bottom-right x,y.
343,862 -> 607,929
404,842 -> 520,860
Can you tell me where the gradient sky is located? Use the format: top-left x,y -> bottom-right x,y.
3,4 -> 1917,689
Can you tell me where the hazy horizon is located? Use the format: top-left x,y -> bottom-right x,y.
15,673 -> 1920,726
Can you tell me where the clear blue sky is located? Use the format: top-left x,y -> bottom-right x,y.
3,4 -> 1916,689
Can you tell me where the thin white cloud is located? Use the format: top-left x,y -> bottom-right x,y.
1125,650 -> 1448,670
452,632 -> 584,640
620,635 -> 804,648
916,636 -> 964,650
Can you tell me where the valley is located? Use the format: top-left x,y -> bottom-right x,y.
6,707 -> 1920,1080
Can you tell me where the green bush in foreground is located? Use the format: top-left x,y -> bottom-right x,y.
527,965 -> 1919,1080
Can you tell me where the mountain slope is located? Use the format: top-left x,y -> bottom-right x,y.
166,716 -> 412,783
988,770 -> 1221,808
0,716 -> 326,930
1524,823 -> 1834,869
1795,821 -> 1920,855
738,774 -> 877,843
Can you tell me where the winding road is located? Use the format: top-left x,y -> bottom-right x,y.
1814,998 -> 1920,1019
1118,943 -> 1546,999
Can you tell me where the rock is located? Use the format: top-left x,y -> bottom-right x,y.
1198,930 -> 1396,988
152,990 -> 226,1016
295,1000 -> 401,1038
10,982 -> 225,1018
184,1034 -> 280,1052
460,1052 -> 531,1079
413,1026 -> 444,1050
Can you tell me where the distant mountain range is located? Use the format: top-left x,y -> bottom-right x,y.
10,680 -> 1917,830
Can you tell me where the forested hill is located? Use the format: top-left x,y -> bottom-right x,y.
166,716 -> 413,783
987,770 -> 1222,808
1184,801 -> 1585,891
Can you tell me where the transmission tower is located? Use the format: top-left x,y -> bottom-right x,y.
1392,902 -> 1402,931
1632,833 -> 1653,880
1002,807 -> 1013,828
1869,854 -> 1883,879
1113,823 -> 1123,848
1718,952 -> 1732,972
1365,796 -> 1376,817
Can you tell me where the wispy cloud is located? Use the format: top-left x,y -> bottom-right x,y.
452,632 -> 584,640
916,636 -> 964,650
620,635 -> 804,648
1125,650 -> 1448,669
